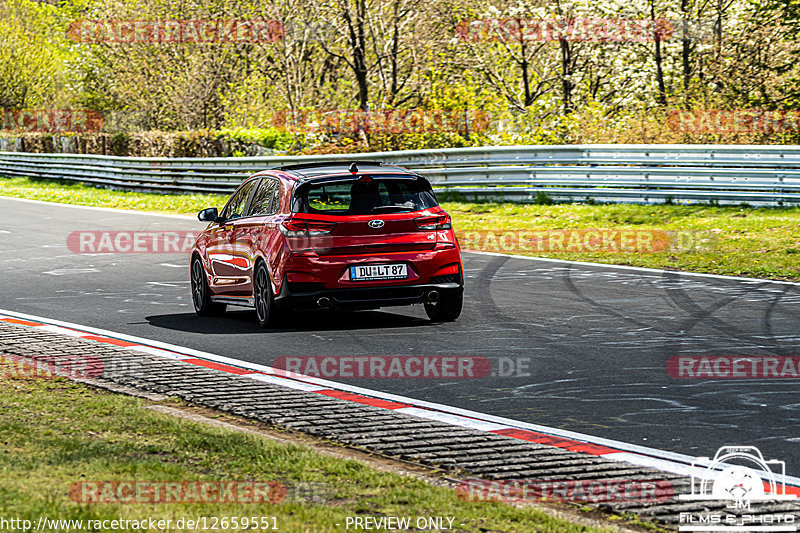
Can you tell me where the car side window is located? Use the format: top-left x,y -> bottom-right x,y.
248,179 -> 278,216
272,181 -> 282,212
222,180 -> 256,220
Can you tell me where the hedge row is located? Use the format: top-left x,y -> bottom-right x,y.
0,131 -> 284,157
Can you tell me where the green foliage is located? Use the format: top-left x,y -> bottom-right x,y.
534,191 -> 554,205
109,132 -> 129,156
0,0 -> 73,108
3,0 -> 800,150
217,128 -> 295,151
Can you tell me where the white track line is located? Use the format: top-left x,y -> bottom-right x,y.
0,197 -> 197,220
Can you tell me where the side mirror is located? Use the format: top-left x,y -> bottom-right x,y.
198,207 -> 220,222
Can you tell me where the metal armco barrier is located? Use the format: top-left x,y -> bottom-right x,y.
2,144 -> 800,205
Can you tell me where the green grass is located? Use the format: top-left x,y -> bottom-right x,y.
442,202 -> 800,281
0,373 -> 619,532
2,176 -> 799,281
0,177 -> 227,215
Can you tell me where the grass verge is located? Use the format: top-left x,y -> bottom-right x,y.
0,370 -> 624,533
0,177 -> 228,215
444,202 -> 800,281
2,176 -> 798,281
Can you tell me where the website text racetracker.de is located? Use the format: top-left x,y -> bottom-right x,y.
456,229 -> 704,254
0,353 -> 531,381
0,516 -> 279,531
272,356 -> 532,379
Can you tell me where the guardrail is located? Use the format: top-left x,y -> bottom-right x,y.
2,145 -> 800,205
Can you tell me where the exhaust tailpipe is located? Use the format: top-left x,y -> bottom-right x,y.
317,297 -> 331,308
427,290 -> 440,303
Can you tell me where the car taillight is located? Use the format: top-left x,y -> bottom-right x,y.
415,213 -> 451,231
280,220 -> 307,237
280,219 -> 336,237
306,221 -> 337,235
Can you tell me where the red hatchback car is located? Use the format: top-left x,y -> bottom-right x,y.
190,161 -> 464,327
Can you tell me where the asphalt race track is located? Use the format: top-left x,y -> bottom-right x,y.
3,196 -> 800,472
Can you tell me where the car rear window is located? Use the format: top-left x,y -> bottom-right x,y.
292,175 -> 438,215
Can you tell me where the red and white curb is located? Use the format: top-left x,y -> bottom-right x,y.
3,308 -> 800,496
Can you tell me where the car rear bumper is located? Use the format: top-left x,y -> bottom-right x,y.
274,276 -> 463,310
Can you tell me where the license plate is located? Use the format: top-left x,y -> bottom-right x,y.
350,263 -> 407,281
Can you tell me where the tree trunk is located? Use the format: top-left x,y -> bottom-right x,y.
354,0 -> 369,110
681,0 -> 692,98
339,0 -> 370,110
559,38 -> 573,112
651,0 -> 667,105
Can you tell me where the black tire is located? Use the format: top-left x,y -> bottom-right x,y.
191,256 -> 226,316
254,261 -> 276,328
424,293 -> 463,322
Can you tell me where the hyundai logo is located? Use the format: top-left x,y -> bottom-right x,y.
368,219 -> 385,229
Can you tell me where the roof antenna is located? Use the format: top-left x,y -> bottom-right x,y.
349,162 -> 358,174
